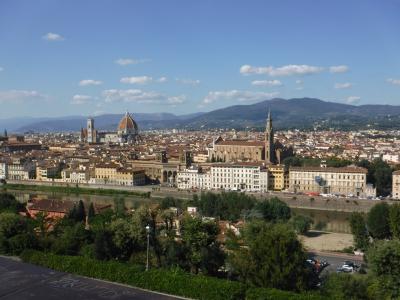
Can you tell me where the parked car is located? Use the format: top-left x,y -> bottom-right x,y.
306,258 -> 329,273
337,261 -> 359,273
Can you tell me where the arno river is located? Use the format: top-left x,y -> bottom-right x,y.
9,189 -> 353,233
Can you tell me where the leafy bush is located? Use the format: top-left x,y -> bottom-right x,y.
21,250 -> 246,300
290,215 -> 314,235
246,287 -> 323,300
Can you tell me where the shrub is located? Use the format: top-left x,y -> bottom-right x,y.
246,287 -> 323,300
21,250 -> 246,300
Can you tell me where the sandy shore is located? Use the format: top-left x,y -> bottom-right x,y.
300,230 -> 354,252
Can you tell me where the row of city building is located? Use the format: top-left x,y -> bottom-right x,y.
176,163 -> 377,198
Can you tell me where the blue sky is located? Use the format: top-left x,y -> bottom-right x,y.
0,0 -> 399,118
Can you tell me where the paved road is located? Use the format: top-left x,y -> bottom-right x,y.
308,252 -> 364,273
0,257 -> 181,300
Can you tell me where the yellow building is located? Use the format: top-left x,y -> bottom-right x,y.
36,164 -> 60,181
267,165 -> 288,191
94,163 -> 119,184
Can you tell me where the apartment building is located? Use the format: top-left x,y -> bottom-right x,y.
289,166 -> 368,196
0,161 -> 7,180
267,165 -> 288,191
176,167 -> 211,190
393,170 -> 400,199
210,163 -> 267,192
7,158 -> 36,180
36,164 -> 60,181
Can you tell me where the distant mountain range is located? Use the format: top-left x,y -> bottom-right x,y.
3,98 -> 400,133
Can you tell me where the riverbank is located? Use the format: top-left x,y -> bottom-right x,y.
2,182 -> 151,198
2,180 -> 388,214
300,230 -> 354,252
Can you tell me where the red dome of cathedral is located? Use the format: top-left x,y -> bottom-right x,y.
118,111 -> 138,133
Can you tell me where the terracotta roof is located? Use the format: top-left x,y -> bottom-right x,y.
215,140 -> 264,147
118,112 -> 138,131
28,199 -> 75,213
289,166 -> 368,174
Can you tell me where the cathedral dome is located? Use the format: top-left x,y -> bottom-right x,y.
118,111 -> 138,134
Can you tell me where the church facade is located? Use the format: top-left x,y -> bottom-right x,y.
208,110 -> 292,164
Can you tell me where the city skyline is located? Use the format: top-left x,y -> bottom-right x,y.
0,0 -> 400,118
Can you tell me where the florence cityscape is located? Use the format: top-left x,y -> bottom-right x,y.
1,1 -> 400,299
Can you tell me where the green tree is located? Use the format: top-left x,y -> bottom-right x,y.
51,223 -> 91,255
229,221 -> 312,291
109,217 -> 143,260
255,197 -> 291,222
113,197 -> 126,216
34,211 -> 50,238
321,273 -> 369,300
290,215 -> 314,235
87,202 -> 95,222
196,192 -> 256,222
94,229 -> 115,260
160,197 -> 182,210
367,202 -> 391,239
180,216 -> 224,274
367,239 -> 400,298
0,212 -> 37,254
389,203 -> 400,239
282,156 -> 302,168
358,158 -> 392,196
349,212 -> 369,251
0,192 -> 24,213
76,200 -> 86,222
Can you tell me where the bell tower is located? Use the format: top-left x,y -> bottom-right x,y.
265,109 -> 274,164
87,118 -> 94,143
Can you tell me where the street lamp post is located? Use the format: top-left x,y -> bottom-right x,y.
145,225 -> 150,271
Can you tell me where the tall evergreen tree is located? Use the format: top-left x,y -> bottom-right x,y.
87,202 -> 95,222
76,200 -> 86,222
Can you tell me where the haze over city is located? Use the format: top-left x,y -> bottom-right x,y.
0,0 -> 400,119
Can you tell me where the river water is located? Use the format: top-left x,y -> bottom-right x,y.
9,189 -> 352,233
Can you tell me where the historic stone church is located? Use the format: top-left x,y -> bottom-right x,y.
208,110 -> 293,164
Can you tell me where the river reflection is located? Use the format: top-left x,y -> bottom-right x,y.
292,207 -> 352,233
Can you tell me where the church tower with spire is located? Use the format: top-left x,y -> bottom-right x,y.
265,109 -> 274,164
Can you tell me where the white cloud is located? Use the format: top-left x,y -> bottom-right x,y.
251,79 -> 282,87
92,110 -> 105,116
157,77 -> 167,83
79,79 -> 103,86
71,94 -> 92,105
387,78 -> 400,86
334,82 -> 352,89
115,58 -> 150,66
346,96 -> 361,104
240,64 -> 323,76
330,65 -> 349,73
42,32 -> 64,41
176,78 -> 201,85
295,86 -> 304,90
102,89 -> 184,105
203,90 -> 279,104
167,95 -> 186,105
120,76 -> 153,84
295,80 -> 303,84
0,90 -> 47,103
